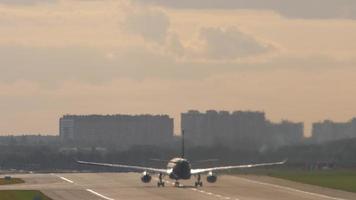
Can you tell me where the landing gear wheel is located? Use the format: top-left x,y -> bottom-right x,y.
194,181 -> 203,187
157,181 -> 165,187
174,181 -> 180,187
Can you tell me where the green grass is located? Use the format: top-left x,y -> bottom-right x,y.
232,169 -> 356,193
0,178 -> 25,185
0,190 -> 52,200
268,170 -> 356,193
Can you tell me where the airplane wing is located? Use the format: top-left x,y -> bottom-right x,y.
77,160 -> 169,174
190,159 -> 287,175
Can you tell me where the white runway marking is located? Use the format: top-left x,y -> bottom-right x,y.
51,174 -> 74,184
237,177 -> 349,200
86,189 -> 115,200
191,188 -> 240,200
51,174 -> 114,200
154,177 -> 240,200
59,176 -> 74,183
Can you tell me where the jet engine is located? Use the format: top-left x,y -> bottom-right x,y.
206,171 -> 217,183
141,171 -> 152,183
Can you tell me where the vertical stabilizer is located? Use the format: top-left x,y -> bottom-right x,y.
181,130 -> 185,158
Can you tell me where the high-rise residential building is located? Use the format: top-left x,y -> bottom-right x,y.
181,110 -> 304,150
311,118 -> 356,143
267,120 -> 304,147
59,114 -> 174,148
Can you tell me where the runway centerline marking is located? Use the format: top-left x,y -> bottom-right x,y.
237,177 -> 349,200
86,189 -> 115,200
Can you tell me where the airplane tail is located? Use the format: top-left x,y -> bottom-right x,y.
181,130 -> 185,158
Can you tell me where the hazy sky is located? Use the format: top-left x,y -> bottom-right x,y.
0,0 -> 355,136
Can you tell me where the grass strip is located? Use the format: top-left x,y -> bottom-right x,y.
0,178 -> 25,185
0,190 -> 52,200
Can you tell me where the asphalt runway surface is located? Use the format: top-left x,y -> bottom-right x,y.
1,173 -> 356,200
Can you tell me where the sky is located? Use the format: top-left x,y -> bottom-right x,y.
0,0 -> 355,136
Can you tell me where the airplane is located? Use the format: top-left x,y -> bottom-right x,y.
77,130 -> 286,187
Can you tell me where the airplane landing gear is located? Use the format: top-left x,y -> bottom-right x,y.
157,173 -> 165,187
157,182 -> 165,187
174,181 -> 180,187
195,174 -> 203,187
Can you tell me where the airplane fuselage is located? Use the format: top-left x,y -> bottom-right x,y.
167,157 -> 191,180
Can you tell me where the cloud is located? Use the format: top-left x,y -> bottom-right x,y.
133,0 -> 356,19
0,45 -> 112,85
0,0 -> 57,5
0,45 -> 185,85
1,44 -> 354,88
123,7 -> 170,42
166,33 -> 185,57
197,27 -> 273,60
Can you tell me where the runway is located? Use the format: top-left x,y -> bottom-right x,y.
1,173 -> 355,200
